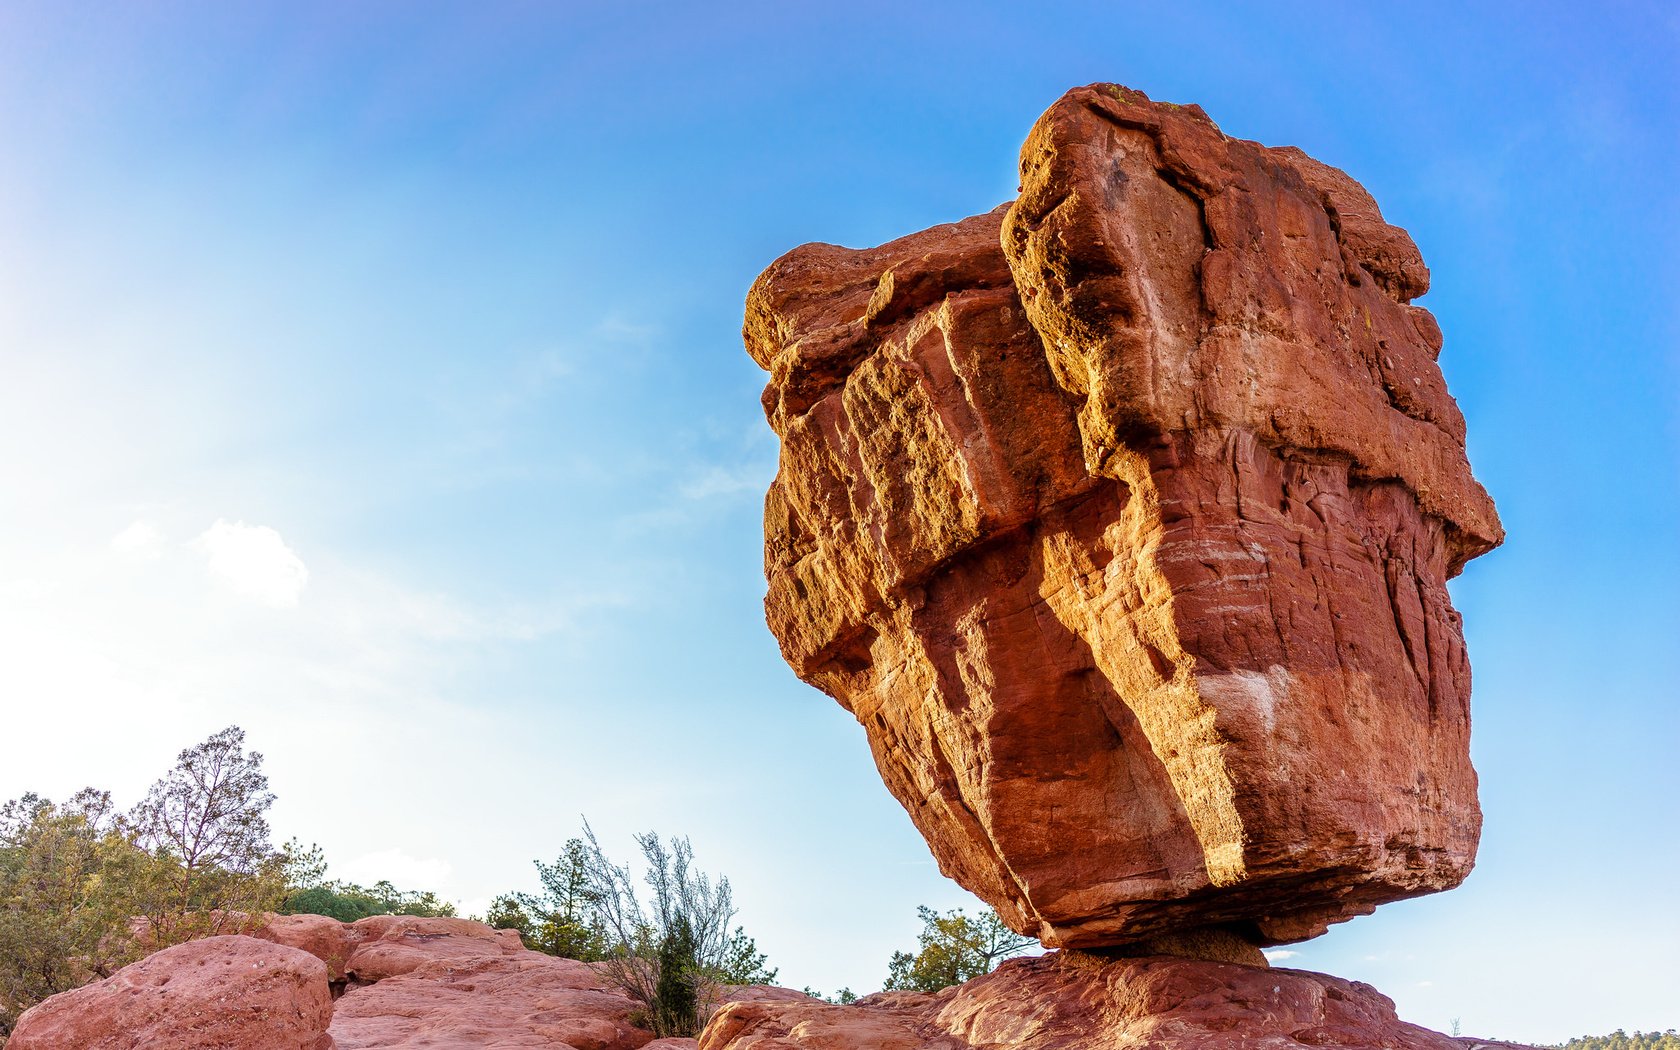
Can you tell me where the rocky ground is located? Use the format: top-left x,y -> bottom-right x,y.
7,915 -> 1532,1050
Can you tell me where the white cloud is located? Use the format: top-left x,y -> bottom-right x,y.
110,520 -> 164,560
195,519 -> 308,607
337,848 -> 454,892
1263,949 -> 1301,963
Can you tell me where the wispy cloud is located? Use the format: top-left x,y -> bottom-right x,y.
679,462 -> 770,501
1263,949 -> 1301,963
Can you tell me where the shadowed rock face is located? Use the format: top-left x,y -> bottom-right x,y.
746,84 -> 1502,949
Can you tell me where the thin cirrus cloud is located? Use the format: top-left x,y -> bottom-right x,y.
679,462 -> 771,501
193,518 -> 309,608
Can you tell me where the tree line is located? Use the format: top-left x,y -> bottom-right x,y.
1552,1033 -> 1680,1050
2,725 -> 1035,1042
0,726 -> 459,1039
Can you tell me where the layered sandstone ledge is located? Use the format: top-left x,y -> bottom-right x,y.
747,83 -> 1502,950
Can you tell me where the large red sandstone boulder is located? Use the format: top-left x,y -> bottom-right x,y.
7,935 -> 333,1050
254,912 -> 364,981
329,953 -> 652,1049
746,83 -> 1502,950
700,952 -> 1486,1050
339,913 -> 528,982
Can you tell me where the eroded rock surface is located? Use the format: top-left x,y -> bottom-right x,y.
699,952 -> 1512,1050
747,83 -> 1502,949
9,915 -> 797,1050
6,935 -> 334,1050
330,953 -> 654,1049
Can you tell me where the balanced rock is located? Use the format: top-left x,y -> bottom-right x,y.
7,935 -> 334,1050
746,84 -> 1502,949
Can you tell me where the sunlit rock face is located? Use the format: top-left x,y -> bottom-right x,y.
746,84 -> 1502,950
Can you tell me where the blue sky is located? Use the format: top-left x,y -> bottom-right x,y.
1,2 -> 1675,1042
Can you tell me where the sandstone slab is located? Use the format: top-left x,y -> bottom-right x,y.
700,952 -> 1496,1050
340,913 -> 528,983
329,953 -> 652,1050
7,935 -> 333,1050
255,912 -> 364,982
747,83 -> 1502,949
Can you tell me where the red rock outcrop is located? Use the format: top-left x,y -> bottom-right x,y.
699,951 -> 1497,1050
330,953 -> 657,1049
338,914 -> 529,983
747,84 -> 1502,950
8,915 -> 805,1050
255,913 -> 362,981
6,935 -> 334,1050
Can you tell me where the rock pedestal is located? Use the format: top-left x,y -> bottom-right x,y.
747,83 -> 1501,949
701,952 -> 1494,1050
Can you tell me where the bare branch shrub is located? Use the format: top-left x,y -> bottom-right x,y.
579,821 -> 738,1037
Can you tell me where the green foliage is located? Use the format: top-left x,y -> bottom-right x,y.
577,823 -> 770,1038
800,986 -> 857,1004
282,881 -> 456,922
488,828 -> 783,1035
652,914 -> 701,1037
490,839 -> 606,960
0,790 -> 161,1037
2,727 -> 301,1037
715,926 -> 778,986
126,725 -> 288,945
882,905 -> 1034,993
279,839 -> 455,921
0,728 -> 472,1044
1553,1031 -> 1680,1050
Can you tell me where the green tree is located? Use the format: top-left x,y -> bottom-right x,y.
577,822 -> 771,1038
127,726 -> 286,943
715,926 -> 778,985
279,840 -> 456,921
489,839 -> 606,959
0,790 -> 163,1037
652,914 -> 700,1037
882,905 -> 1034,993
1555,1032 -> 1680,1050
282,880 -> 457,921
